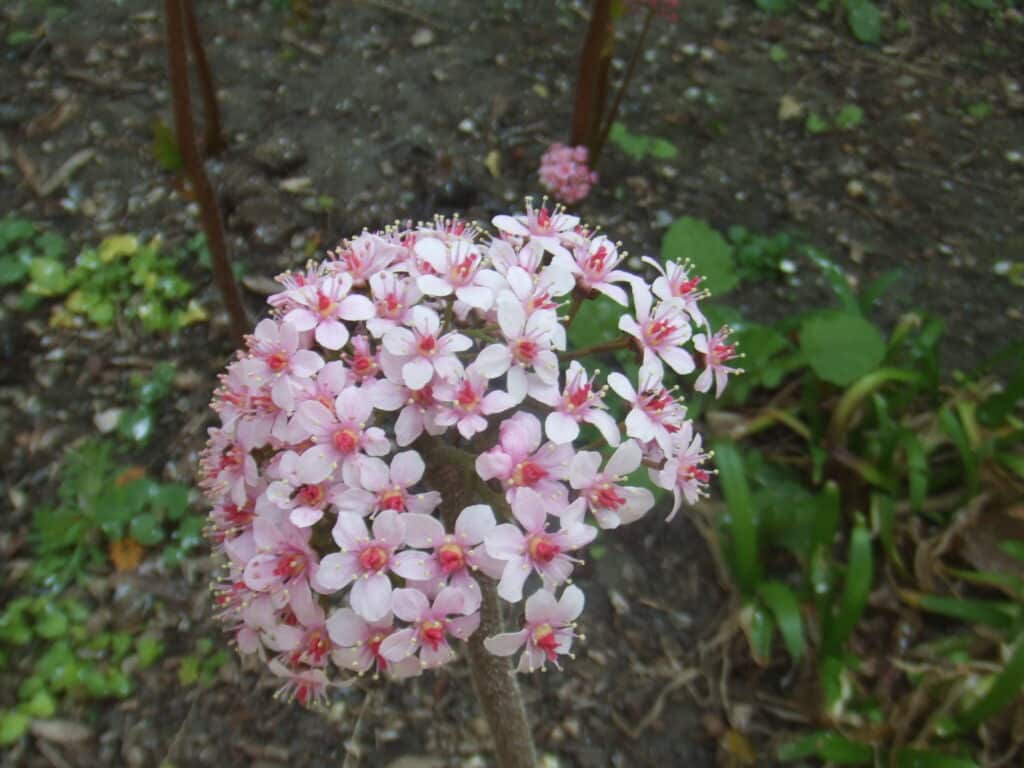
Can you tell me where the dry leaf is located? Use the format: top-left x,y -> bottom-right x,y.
778,94 -> 803,121
114,466 -> 147,486
484,149 -> 501,179
109,537 -> 145,572
721,729 -> 757,766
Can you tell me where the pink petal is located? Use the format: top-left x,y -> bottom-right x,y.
289,505 -> 324,528
447,612 -> 481,641
568,451 -> 601,490
390,450 -> 424,487
380,627 -> 417,661
555,584 -> 585,623
326,607 -> 368,646
297,444 -> 336,484
403,358 -> 435,390
475,450 -> 513,482
416,273 -> 452,297
455,505 -> 495,545
332,512 -> 370,549
432,586 -> 466,617
338,294 -> 375,321
316,551 -> 359,591
473,344 -> 512,378
315,321 -> 349,351
510,487 -> 547,531
524,589 -> 558,624
456,285 -> 494,310
496,558 -> 530,602
660,346 -> 696,375
284,308 -> 317,332
351,573 -> 393,622
391,587 -> 430,623
382,327 -> 416,357
371,509 -> 405,549
392,550 -> 440,581
545,410 -> 580,445
605,439 -> 642,477
403,513 -> 447,548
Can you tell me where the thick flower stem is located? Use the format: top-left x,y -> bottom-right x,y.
415,436 -> 537,767
570,0 -> 614,154
466,580 -> 537,768
182,0 -> 225,156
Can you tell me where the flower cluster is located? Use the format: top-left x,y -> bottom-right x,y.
201,201 -> 739,704
538,143 -> 599,204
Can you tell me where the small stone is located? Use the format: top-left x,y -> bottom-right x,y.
410,27 -> 435,48
458,118 -> 476,134
252,135 -> 306,175
94,408 -> 122,434
30,719 -> 93,744
778,94 -> 802,121
846,179 -> 865,198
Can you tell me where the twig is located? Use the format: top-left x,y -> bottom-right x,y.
610,669 -> 699,739
165,0 -> 248,344
182,0 -> 225,155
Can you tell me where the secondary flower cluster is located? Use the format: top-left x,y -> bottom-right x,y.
200,201 -> 738,705
538,143 -> 599,204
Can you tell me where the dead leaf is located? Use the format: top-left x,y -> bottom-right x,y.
722,729 -> 757,766
40,149 -> 95,196
26,97 -> 81,138
484,149 -> 501,179
778,94 -> 803,121
114,466 -> 147,486
109,537 -> 145,572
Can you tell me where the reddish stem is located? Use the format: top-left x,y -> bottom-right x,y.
591,6 -> 655,165
165,0 -> 248,344
570,0 -> 615,154
182,0 -> 225,156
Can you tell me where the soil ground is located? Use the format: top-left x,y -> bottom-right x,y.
1,0 -> 1022,766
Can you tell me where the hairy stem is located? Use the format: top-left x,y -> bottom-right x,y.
592,6 -> 655,165
415,436 -> 536,767
165,0 -> 248,343
570,0 -> 614,154
182,0 -> 225,156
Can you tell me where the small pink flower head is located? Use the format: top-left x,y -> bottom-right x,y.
538,143 -> 598,204
653,421 -> 712,521
269,659 -> 330,707
327,232 -> 404,285
243,319 -> 325,412
484,585 -> 584,672
316,510 -> 406,621
380,587 -> 481,669
554,234 -> 634,307
413,236 -> 495,311
693,325 -> 743,398
243,517 -> 322,596
473,298 -> 562,402
533,360 -> 620,446
283,272 -> 376,350
434,366 -> 516,440
381,305 -> 471,390
394,505 -> 504,613
294,387 -> 390,483
492,199 -> 581,261
618,282 -> 695,376
569,440 -> 655,529
607,363 -> 687,453
484,487 -> 596,602
642,255 -> 706,326
327,608 -> 420,679
333,450 -> 441,517
475,413 -> 573,503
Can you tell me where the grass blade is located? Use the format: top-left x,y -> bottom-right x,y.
894,749 -> 979,768
759,581 -> 805,662
714,440 -> 760,596
957,637 -> 1024,730
825,516 -> 873,654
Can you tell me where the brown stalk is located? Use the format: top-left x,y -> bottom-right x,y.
182,0 -> 225,155
570,0 -> 615,154
165,0 -> 248,344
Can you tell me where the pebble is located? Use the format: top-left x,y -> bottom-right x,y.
410,27 -> 435,48
252,135 -> 306,175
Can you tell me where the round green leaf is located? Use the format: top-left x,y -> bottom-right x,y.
130,513 -> 164,546
0,710 -> 29,746
798,311 -> 885,386
661,217 -> 737,294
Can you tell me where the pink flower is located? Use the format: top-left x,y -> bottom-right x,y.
484,487 -> 596,602
532,360 -> 620,445
343,335 -> 382,382
327,609 -> 420,679
569,440 -> 655,529
367,271 -> 421,338
554,235 -> 635,306
475,413 -> 573,503
607,363 -> 687,452
642,255 -> 706,326
333,451 -> 441,517
474,298 -> 562,403
413,237 -> 496,311
283,273 -> 376,350
693,326 -> 742,398
497,264 -> 575,324
618,282 -> 694,376
317,510 -> 406,621
653,422 -> 711,520
537,143 -> 598,204
243,319 -> 325,412
434,367 -> 516,439
381,305 -> 471,390
243,517 -> 323,596
380,587 -> 481,669
484,585 -> 584,672
265,450 -> 347,528
267,583 -> 332,668
369,376 -> 449,446
327,232 -> 405,285
294,387 -> 390,483
268,659 -> 330,706
200,428 -> 259,505
492,200 -> 581,261
393,505 -> 504,613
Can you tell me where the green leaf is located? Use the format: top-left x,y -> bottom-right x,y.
649,138 -> 678,159
758,581 -> 805,662
152,120 -> 184,172
957,638 -> 1024,730
739,601 -> 774,665
799,311 -> 886,386
778,730 -> 873,763
847,0 -> 882,44
22,689 -> 57,718
804,247 -> 860,313
0,217 -> 36,249
894,749 -> 979,768
661,217 -> 738,295
825,516 -> 873,653
118,408 -> 154,443
902,432 -> 928,513
130,513 -> 165,546
0,710 -> 29,746
805,112 -> 830,134
999,541 -> 1024,563
178,655 -> 200,686
136,636 -> 165,670
835,103 -> 864,129
34,603 -> 68,639
27,257 -> 71,296
0,254 -> 31,285
714,441 -> 760,595
911,594 -> 1015,630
